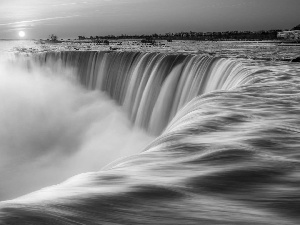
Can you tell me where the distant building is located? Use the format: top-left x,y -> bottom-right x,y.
277,30 -> 300,40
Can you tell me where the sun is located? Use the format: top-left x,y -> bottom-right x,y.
18,31 -> 25,38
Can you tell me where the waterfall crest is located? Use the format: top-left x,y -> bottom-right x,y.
32,51 -> 252,134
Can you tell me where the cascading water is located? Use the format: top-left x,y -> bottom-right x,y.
30,51 -> 253,135
1,49 -> 300,225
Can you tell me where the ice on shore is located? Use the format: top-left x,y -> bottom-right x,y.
8,39 -> 300,62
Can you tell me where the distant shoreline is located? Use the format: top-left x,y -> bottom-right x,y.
1,39 -> 299,46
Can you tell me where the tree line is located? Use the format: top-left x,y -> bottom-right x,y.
77,30 -> 282,41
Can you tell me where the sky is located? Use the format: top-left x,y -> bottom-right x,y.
0,0 -> 299,39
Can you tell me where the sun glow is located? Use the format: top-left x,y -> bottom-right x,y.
18,31 -> 25,38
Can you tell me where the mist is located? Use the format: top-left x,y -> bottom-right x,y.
0,58 -> 153,201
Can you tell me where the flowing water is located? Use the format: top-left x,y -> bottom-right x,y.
0,41 -> 299,224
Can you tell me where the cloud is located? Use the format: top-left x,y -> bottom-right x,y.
51,3 -> 78,7
0,15 -> 81,27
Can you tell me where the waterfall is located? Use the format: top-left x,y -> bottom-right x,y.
1,49 -> 300,225
31,51 -> 252,135
1,51 -> 300,225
